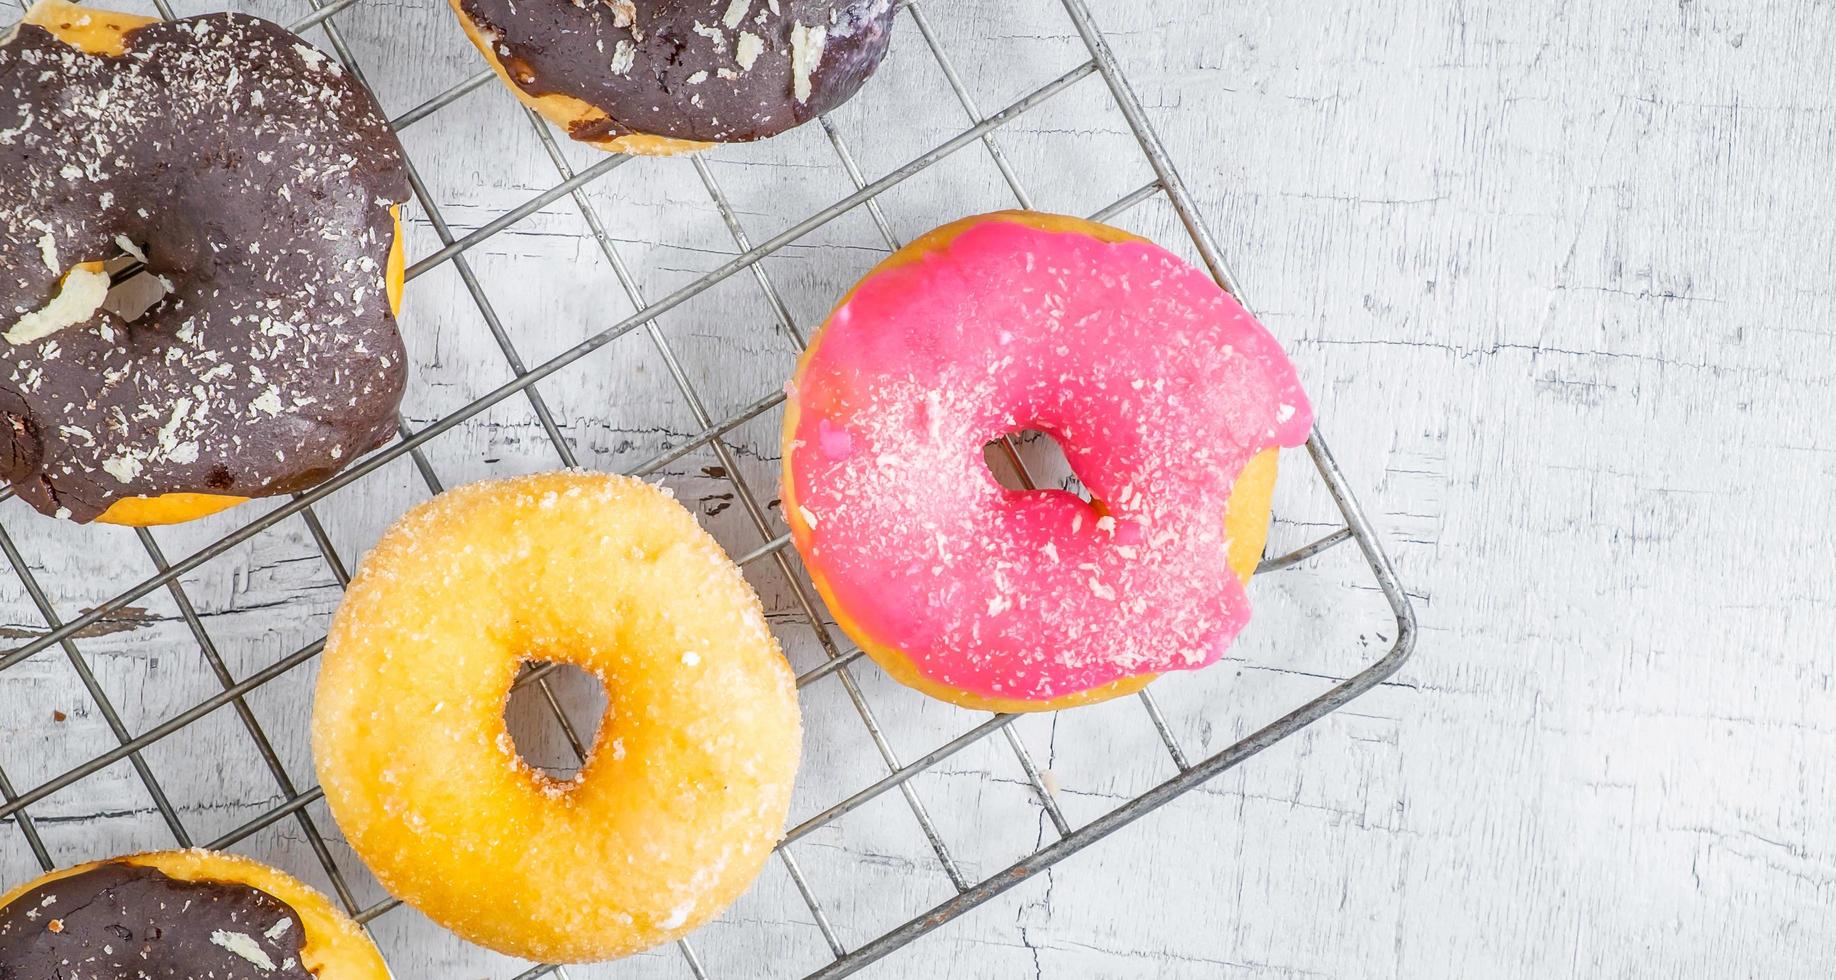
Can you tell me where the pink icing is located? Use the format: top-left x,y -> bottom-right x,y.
786,218 -> 1313,701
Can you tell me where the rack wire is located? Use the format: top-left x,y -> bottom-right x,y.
0,0 -> 1417,976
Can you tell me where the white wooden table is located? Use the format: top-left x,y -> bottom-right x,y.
3,0 -> 1832,976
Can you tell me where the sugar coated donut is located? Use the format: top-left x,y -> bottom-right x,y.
451,0 -> 896,155
313,471 -> 801,963
0,3 -> 410,525
783,211 -> 1315,711
0,849 -> 388,978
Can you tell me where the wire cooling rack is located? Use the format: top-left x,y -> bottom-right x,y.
0,0 -> 1417,976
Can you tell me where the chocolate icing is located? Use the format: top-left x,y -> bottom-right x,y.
0,862 -> 313,979
0,13 -> 411,522
459,0 -> 897,144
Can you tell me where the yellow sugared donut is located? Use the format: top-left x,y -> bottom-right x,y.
312,471 -> 801,963
0,849 -> 387,978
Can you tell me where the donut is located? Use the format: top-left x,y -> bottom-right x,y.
313,471 -> 801,963
450,0 -> 896,155
0,2 -> 411,525
0,849 -> 388,978
782,211 -> 1315,711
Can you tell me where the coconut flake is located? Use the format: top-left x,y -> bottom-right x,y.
734,31 -> 764,71
101,453 -> 143,485
5,266 -> 109,345
250,387 -> 284,415
33,230 -> 58,273
209,930 -> 276,970
604,0 -> 636,29
113,234 -> 148,263
154,397 -> 193,453
790,23 -> 827,103
610,39 -> 636,74
721,0 -> 751,29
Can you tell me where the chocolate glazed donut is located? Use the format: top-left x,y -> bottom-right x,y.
0,864 -> 316,979
453,0 -> 897,154
0,4 -> 412,524
0,850 -> 391,978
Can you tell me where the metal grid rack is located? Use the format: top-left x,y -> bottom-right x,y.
0,0 -> 1417,975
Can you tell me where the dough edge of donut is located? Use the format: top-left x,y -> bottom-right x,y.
782,210 -> 1284,712
19,0 -> 150,56
0,849 -> 390,978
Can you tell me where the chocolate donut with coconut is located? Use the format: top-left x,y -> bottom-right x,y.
0,850 -> 388,978
0,2 -> 410,525
451,0 -> 897,155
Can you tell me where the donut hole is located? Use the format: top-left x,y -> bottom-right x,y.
99,242 -> 171,323
503,661 -> 608,783
983,429 -> 1094,504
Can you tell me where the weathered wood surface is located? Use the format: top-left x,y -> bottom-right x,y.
2,0 -> 1833,976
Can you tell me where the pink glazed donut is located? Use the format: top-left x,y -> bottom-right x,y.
782,212 -> 1314,711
